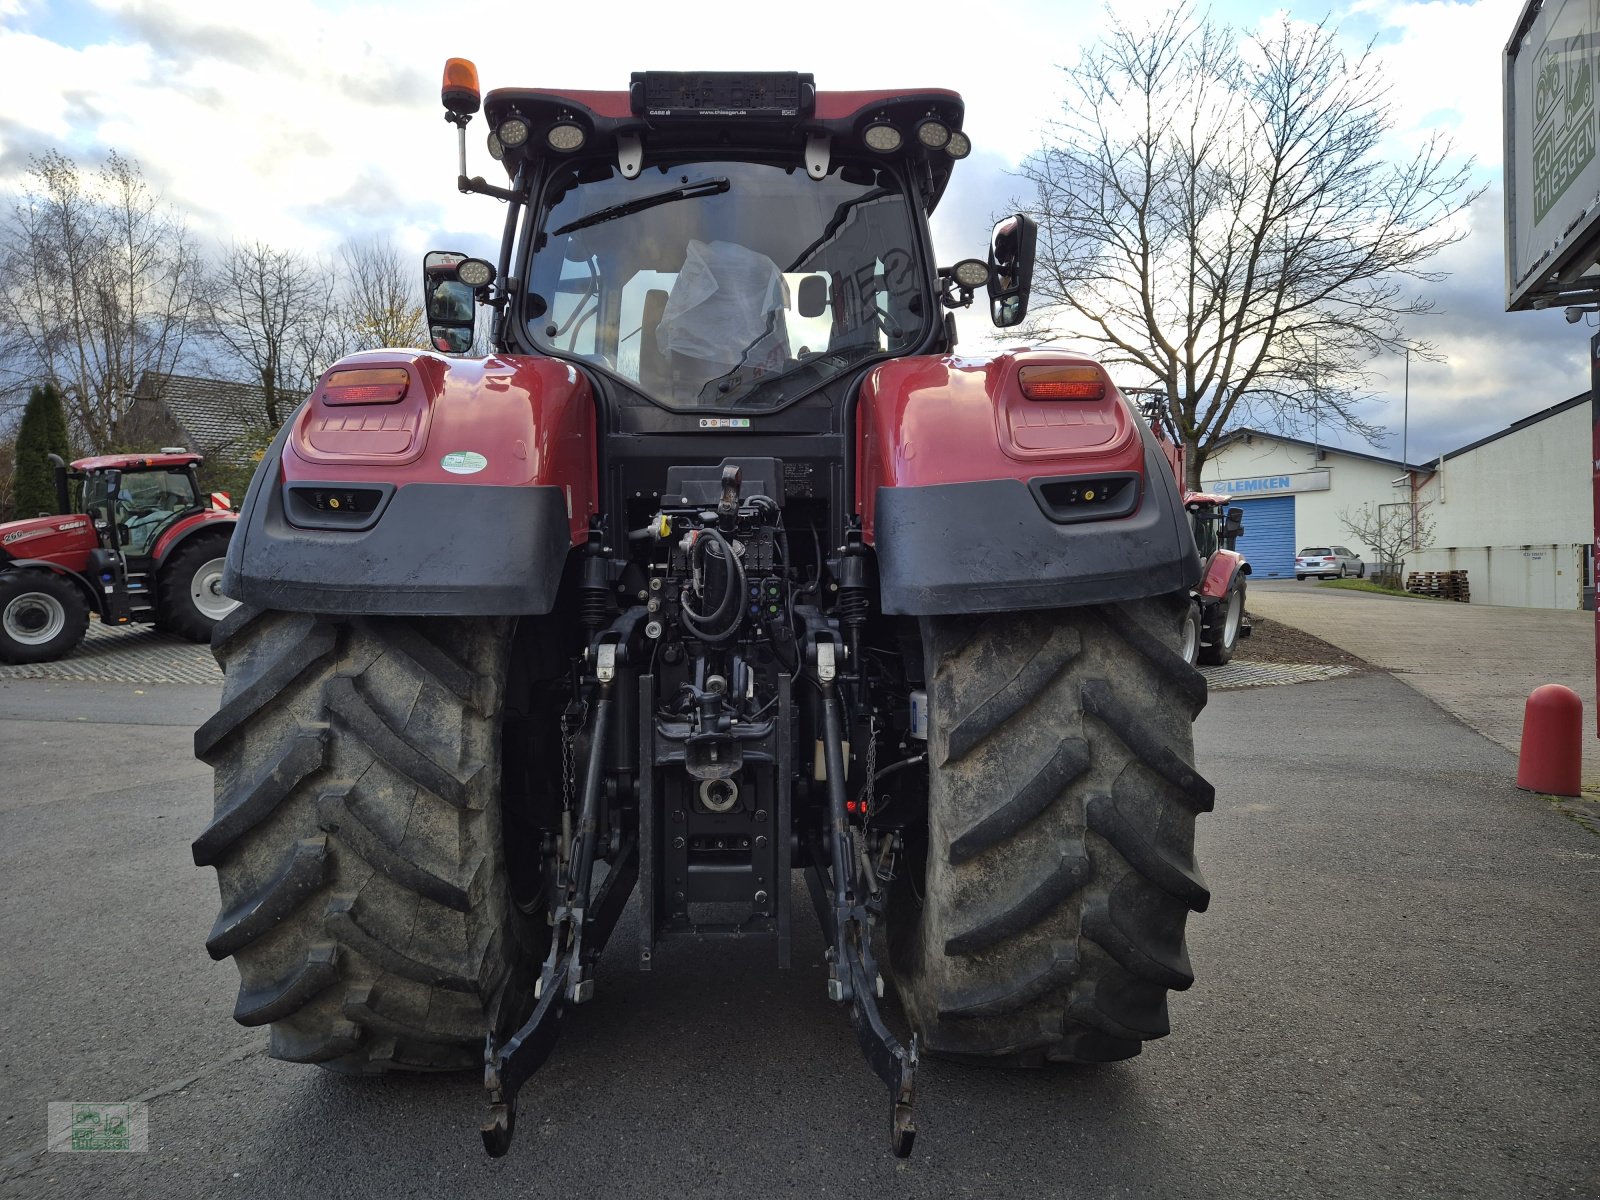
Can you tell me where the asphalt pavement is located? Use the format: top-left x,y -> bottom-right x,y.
0,671 -> 1595,1199
1248,579 -> 1599,786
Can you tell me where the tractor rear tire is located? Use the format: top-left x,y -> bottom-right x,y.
158,534 -> 239,642
0,570 -> 89,665
193,608 -> 541,1072
887,594 -> 1212,1066
1198,583 -> 1244,666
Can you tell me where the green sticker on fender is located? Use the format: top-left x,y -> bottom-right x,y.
441,451 -> 488,475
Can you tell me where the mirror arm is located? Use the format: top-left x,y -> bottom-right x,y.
937,275 -> 975,310
460,175 -> 522,202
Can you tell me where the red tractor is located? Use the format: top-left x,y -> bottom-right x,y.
194,66 -> 1214,1158
0,451 -> 238,663
1181,491 -> 1250,665
1145,407 -> 1251,665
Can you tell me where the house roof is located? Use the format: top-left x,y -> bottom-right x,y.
133,372 -> 297,463
1208,427 -> 1431,474
1430,391 -> 1589,464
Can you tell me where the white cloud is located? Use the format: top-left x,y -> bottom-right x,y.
1350,0 -> 1511,167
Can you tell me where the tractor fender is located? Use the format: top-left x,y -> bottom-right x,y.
223,351 -> 597,616
152,511 -> 237,569
1,559 -> 101,615
1197,547 -> 1248,601
857,350 -> 1200,616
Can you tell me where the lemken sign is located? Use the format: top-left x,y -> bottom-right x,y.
1208,469 -> 1331,497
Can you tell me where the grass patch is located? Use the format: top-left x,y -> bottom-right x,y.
1543,792 -> 1600,840
1315,578 -> 1435,599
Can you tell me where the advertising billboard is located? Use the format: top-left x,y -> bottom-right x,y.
1506,0 -> 1600,310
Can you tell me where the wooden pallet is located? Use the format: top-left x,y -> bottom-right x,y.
1405,570 -> 1470,602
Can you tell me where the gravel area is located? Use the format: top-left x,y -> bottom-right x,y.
1235,613 -> 1371,670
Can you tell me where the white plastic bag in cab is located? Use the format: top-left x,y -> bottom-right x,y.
656,239 -> 786,373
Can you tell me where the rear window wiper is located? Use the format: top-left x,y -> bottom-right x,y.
551,177 -> 730,237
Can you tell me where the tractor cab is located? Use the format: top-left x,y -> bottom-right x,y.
423,68 -> 1034,418
73,453 -> 207,557
65,452 -> 215,627
1184,491 -> 1245,558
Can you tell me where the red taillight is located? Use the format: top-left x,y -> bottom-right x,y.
321,367 -> 409,406
1018,365 -> 1106,401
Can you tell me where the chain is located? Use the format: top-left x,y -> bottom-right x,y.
858,714 -> 878,812
560,699 -> 587,812
561,730 -> 575,810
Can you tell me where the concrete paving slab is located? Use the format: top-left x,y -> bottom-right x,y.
0,622 -> 221,686
1248,581 -> 1599,786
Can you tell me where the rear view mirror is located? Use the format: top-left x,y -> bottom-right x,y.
1223,507 -> 1244,543
424,249 -> 494,355
987,213 -> 1037,328
797,275 -> 828,319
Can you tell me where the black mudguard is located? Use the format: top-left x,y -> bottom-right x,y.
222,415 -> 573,617
874,425 -> 1201,617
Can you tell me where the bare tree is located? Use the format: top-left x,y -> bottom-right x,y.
208,240 -> 345,426
0,151 -> 206,451
339,237 -> 427,351
1017,8 -> 1480,488
1339,499 -> 1435,588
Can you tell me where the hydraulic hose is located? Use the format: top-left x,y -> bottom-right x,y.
679,527 -> 746,642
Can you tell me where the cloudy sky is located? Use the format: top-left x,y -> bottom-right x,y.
0,0 -> 1578,462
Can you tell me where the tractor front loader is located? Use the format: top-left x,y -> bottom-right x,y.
194,65 -> 1214,1158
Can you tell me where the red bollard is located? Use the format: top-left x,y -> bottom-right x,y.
1516,684 -> 1584,798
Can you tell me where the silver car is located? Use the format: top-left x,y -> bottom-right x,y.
1295,545 -> 1363,579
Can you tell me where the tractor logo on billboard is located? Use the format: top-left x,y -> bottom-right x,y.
1533,22 -> 1598,223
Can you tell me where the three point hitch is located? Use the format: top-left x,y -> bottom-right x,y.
480,624 -> 919,1159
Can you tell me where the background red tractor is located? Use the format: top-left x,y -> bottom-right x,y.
1181,491 -> 1250,665
1145,405 -> 1251,665
0,451 -> 238,663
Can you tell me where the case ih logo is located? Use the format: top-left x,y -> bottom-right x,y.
1,520 -> 82,545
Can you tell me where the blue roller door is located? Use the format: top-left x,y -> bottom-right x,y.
1231,495 -> 1295,578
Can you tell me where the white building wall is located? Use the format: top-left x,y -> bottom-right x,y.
1200,436 -> 1408,561
1414,401 -> 1588,546
1408,399 -> 1590,609
1407,544 -> 1583,608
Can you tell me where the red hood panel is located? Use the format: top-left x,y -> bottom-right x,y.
0,514 -> 97,567
855,348 -> 1148,543
283,349 -> 599,544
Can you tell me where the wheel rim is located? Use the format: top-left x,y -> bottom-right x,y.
190,557 -> 240,621
3,591 -> 66,645
1223,589 -> 1243,645
1181,611 -> 1199,663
